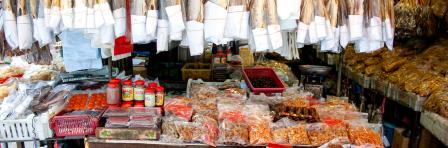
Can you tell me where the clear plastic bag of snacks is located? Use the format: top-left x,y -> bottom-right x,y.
174,121 -> 204,143
192,99 -> 218,121
103,107 -> 129,117
217,100 -> 245,122
288,124 -> 311,145
193,115 -> 219,147
323,118 -> 349,141
306,123 -> 335,146
218,119 -> 250,145
347,123 -> 383,146
161,120 -> 179,140
164,98 -> 193,121
271,118 -> 298,144
129,107 -> 162,116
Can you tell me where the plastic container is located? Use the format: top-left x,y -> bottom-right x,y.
122,80 -> 134,101
181,63 -> 212,81
110,78 -> 121,85
242,67 -> 285,95
155,86 -> 165,107
145,88 -> 156,107
134,80 -> 145,101
51,110 -> 105,137
107,83 -> 120,105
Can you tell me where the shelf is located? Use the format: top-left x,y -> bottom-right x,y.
420,111 -> 448,146
342,65 -> 426,112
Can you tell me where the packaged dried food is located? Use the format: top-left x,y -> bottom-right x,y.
306,123 -> 334,146
218,120 -> 249,145
190,83 -> 219,100
193,115 -> 219,146
162,120 -> 179,139
106,116 -> 129,128
192,99 -> 218,120
288,124 -> 311,145
218,100 -> 245,122
271,118 -> 298,144
164,98 -> 193,121
175,121 -> 203,143
129,107 -> 162,116
32,84 -> 77,113
243,104 -> 272,145
348,123 -> 382,146
248,122 -> 272,145
323,119 -> 349,140
103,107 -> 129,117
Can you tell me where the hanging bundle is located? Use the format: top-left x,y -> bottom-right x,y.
276,0 -> 301,31
49,0 -> 61,32
321,0 -> 339,52
165,0 -> 185,41
60,0 -> 74,29
382,0 -> 394,50
113,0 -> 126,38
3,0 -> 19,49
265,0 -> 283,50
17,0 -> 34,50
296,0 -> 314,46
416,0 -> 436,37
157,0 -> 169,52
224,0 -> 249,40
204,0 -> 229,44
250,0 -> 269,51
34,0 -> 54,47
131,0 -> 151,43
347,0 -> 364,41
145,0 -> 158,40
186,0 -> 204,56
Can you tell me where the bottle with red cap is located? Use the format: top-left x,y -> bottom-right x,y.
134,80 -> 145,102
148,82 -> 158,88
122,80 -> 134,102
155,86 -> 165,107
144,88 -> 156,107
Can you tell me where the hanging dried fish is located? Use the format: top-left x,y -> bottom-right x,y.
3,0 -> 19,49
113,0 -> 126,37
157,0 -> 170,52
224,0 -> 249,40
73,0 -> 87,29
250,0 -> 269,51
43,0 -> 52,27
165,0 -> 184,41
186,0 -> 204,56
296,0 -> 315,44
276,0 -> 302,31
394,0 -> 417,39
204,0 -> 229,44
348,0 -> 364,41
131,0 -> 150,43
145,0 -> 158,40
321,0 -> 339,52
86,0 -> 95,29
382,0 -> 394,50
60,0 -> 74,28
49,0 -> 62,31
338,0 -> 349,48
35,0 -> 54,47
266,0 -> 283,50
314,0 -> 329,40
17,0 -> 34,50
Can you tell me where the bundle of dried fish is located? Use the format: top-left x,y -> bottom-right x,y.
145,0 -> 158,40
17,0 -> 34,50
416,0 -> 436,37
338,0 -> 349,48
204,0 -> 229,44
3,0 -> 19,50
60,0 -> 74,28
93,0 -> 115,28
32,0 -> 53,48
32,84 -> 77,113
113,0 -> 126,37
131,0 -> 151,43
276,0 -> 301,31
382,0 -> 394,50
49,0 -> 62,31
394,0 -> 417,39
73,0 -> 87,29
347,0 -> 364,41
320,0 -> 339,52
86,0 -> 95,29
157,0 -> 169,52
314,0 -> 329,41
250,0 -> 269,51
265,0 -> 283,50
186,0 -> 204,56
164,0 -> 184,41
224,0 -> 249,40
296,0 -> 314,45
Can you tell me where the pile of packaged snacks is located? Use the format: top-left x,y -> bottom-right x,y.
65,91 -> 107,111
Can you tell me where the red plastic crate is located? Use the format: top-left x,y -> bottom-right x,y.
242,67 -> 285,95
51,111 -> 104,137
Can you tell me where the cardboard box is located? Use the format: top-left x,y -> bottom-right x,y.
392,128 -> 409,148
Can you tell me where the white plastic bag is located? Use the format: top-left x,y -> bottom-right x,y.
94,1 -> 105,28
157,19 -> 169,52
73,0 -> 87,29
146,10 -> 158,40
187,21 -> 204,56
60,0 -> 74,28
49,1 -> 62,30
132,15 -> 150,43
17,15 -> 34,50
204,1 -> 227,44
276,0 -> 301,31
113,7 -> 126,37
3,10 -> 19,49
166,5 -> 185,40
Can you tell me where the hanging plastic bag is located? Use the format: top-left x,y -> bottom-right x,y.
204,0 -> 228,44
382,0 -> 394,50
320,0 -> 339,52
314,0 -> 328,41
131,0 -> 150,43
224,0 -> 249,40
296,0 -> 314,44
93,0 -> 105,28
31,0 -> 40,42
145,0 -> 158,40
157,0 -> 169,52
165,0 -> 185,41
348,0 -> 364,41
4,0 -> 19,50
61,0 -> 74,29
73,0 -> 87,28
186,0 -> 204,56
178,1 -> 188,45
86,0 -> 96,29
36,0 -> 54,47
266,0 -> 283,50
17,0 -> 34,50
250,0 -> 269,51
113,0 -> 126,37
276,0 -> 301,31
43,0 -> 52,27
49,0 -> 62,31
338,0 -> 349,49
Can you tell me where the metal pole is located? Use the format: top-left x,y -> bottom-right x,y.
337,50 -> 344,96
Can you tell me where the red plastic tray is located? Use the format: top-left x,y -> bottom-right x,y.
51,110 -> 104,137
242,67 -> 285,95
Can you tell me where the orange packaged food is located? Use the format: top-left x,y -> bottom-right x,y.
348,124 -> 382,146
